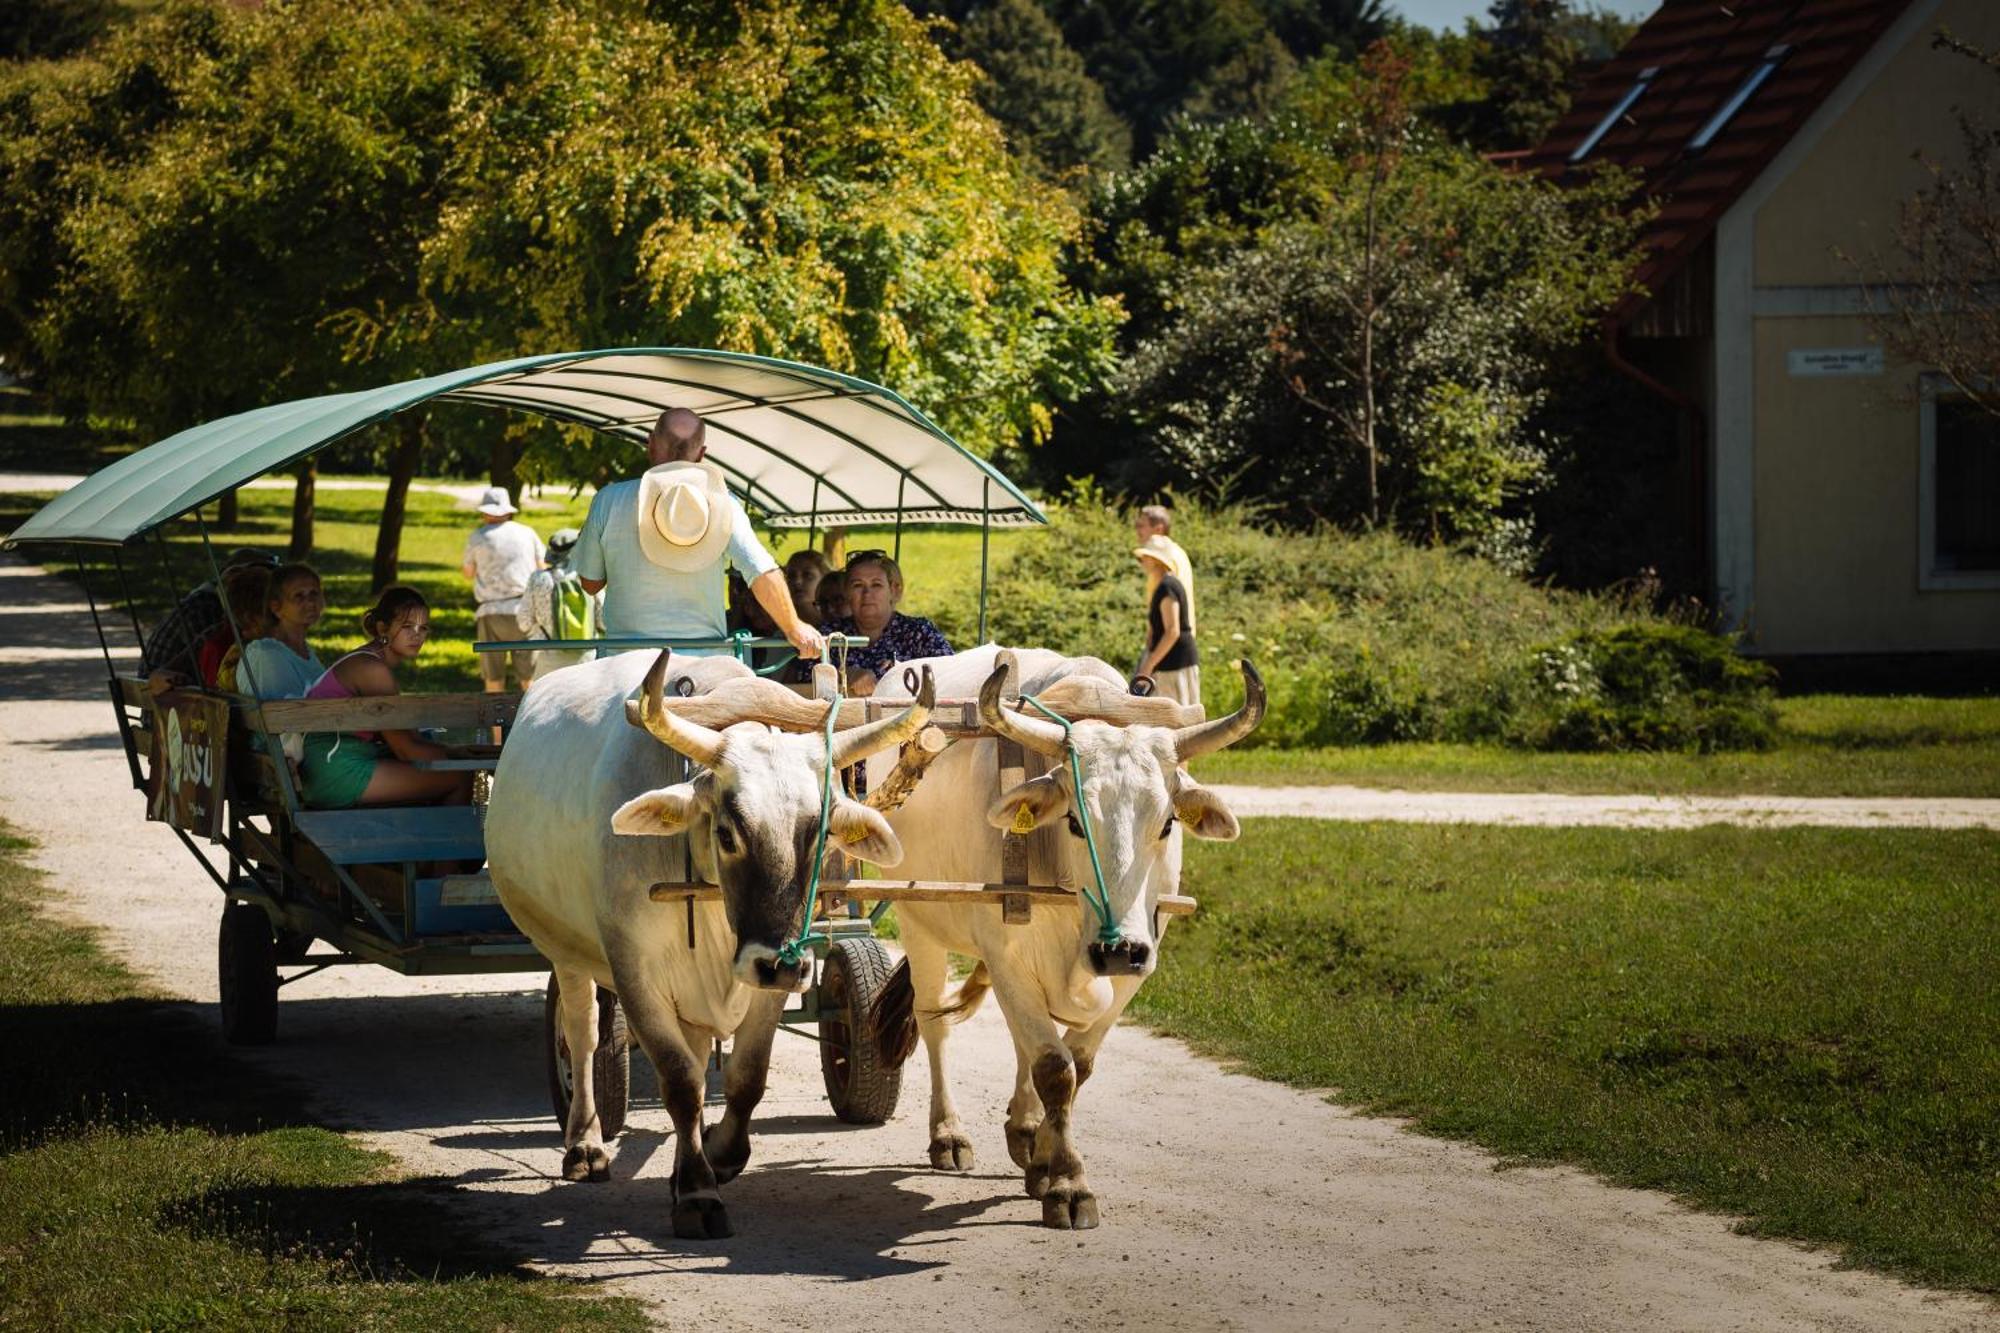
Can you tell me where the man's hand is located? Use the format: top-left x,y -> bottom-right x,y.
787,622 -> 826,660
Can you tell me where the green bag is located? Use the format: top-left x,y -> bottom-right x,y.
550,567 -> 593,641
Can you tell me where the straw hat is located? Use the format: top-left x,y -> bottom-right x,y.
636,462 -> 733,571
475,486 -> 518,517
1134,533 -> 1178,570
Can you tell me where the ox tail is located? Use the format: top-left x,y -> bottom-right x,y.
869,959 -> 994,1071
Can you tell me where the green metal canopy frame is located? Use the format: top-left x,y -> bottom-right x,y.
3,347 -> 1046,550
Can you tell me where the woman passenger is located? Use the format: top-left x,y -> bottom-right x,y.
822,551 -> 952,697
236,563 -> 325,699
298,586 -> 471,809
784,549 -> 831,627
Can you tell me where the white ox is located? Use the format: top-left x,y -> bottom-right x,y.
486,649 -> 932,1239
866,645 -> 1263,1228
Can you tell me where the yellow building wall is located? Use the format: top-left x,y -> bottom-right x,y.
1744,0 -> 2000,653
1751,319 -> 2000,653
1754,0 -> 2000,285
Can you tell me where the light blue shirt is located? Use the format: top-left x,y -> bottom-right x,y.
571,477 -> 777,650
239,638 -> 324,700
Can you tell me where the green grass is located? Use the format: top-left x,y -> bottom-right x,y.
0,822 -> 645,1330
1143,820 -> 2000,1292
1196,693 -> 2000,797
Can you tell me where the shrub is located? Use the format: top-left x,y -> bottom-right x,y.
975,487 -> 1774,752
1516,624 -> 1779,753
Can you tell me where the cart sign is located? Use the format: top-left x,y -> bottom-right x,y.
147,691 -> 230,841
1787,347 -> 1883,377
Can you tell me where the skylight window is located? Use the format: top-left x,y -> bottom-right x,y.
1688,45 -> 1793,151
1570,67 -> 1658,164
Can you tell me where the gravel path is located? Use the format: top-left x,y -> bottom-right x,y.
0,550 -> 1990,1332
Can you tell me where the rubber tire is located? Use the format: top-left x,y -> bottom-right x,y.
819,937 -> 903,1124
546,976 -> 630,1140
218,901 -> 279,1045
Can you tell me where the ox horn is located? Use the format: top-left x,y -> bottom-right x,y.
1171,659 -> 1267,761
978,656 -> 1068,755
634,649 -> 726,768
827,666 -> 936,769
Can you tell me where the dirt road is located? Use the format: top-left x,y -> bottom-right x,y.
0,551 -> 1989,1331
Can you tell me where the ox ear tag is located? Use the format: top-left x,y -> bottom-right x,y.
841,823 -> 869,847
1010,802 -> 1038,835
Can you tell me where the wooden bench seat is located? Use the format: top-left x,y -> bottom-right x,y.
292,806 -> 486,866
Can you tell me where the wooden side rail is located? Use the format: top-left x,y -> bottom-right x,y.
254,691 -> 521,734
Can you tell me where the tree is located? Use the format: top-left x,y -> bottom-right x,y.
911,0 -> 1132,179
1475,0 -> 1582,151
1113,40 -> 1646,547
0,0 -> 1117,558
1857,31 -> 2000,421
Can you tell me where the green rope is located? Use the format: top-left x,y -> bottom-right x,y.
1017,693 -> 1123,946
774,634 -> 858,968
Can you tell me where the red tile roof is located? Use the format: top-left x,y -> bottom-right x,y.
1521,0 -> 1918,325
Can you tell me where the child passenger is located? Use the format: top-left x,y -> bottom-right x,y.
297,586 -> 471,810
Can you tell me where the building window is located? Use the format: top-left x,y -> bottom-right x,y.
1688,46 -> 1791,152
1919,380 -> 2000,588
1570,67 -> 1657,164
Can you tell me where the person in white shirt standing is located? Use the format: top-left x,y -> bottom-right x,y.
462,486 -> 543,695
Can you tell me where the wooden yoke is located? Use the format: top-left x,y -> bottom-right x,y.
864,726 -> 949,813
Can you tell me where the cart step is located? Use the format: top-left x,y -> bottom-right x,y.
293,806 -> 486,865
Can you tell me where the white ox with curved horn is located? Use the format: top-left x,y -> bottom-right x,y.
865,645 -> 1264,1228
485,648 -> 932,1240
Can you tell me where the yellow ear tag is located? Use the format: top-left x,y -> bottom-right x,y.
1010,802 -> 1038,835
841,824 -> 869,846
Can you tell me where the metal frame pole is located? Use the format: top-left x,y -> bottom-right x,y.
978,479 -> 990,643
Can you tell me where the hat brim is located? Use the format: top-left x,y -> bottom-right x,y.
477,505 -> 517,517
636,464 -> 734,572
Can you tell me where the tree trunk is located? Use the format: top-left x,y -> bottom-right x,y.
287,459 -> 315,561
1361,165 -> 1381,528
371,415 -> 425,591
217,487 -> 239,529
489,432 -> 517,499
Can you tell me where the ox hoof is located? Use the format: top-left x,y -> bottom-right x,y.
1024,1161 -> 1049,1199
1041,1186 -> 1099,1231
562,1144 -> 611,1183
1005,1123 -> 1038,1170
672,1195 -> 734,1241
929,1135 -> 976,1172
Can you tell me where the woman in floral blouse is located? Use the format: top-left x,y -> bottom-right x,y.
823,551 -> 952,696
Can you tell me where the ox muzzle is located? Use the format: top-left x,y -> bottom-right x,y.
1086,937 -> 1153,977
733,943 -> 813,993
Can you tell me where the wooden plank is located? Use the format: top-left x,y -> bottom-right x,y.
668,693 -> 1193,738
996,737 -> 1028,885
293,806 -> 486,865
255,691 -> 520,733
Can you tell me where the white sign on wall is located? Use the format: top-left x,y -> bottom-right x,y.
1787,347 -> 1884,377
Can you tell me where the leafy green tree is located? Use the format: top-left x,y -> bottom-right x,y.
1112,41 -> 1646,546
0,0 -> 1117,568
910,0 -> 1132,178
1475,0 -> 1583,151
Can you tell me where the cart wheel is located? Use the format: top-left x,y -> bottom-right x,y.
273,927 -> 313,965
819,937 -> 903,1124
218,901 -> 279,1045
546,976 -> 629,1140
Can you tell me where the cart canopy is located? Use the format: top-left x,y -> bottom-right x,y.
4,348 -> 1045,549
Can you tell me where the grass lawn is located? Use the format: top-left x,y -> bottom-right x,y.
0,822 -> 645,1330
1200,693 -> 2000,797
1146,820 -> 2000,1293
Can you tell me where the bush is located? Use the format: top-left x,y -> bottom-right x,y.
1517,624 -> 1779,753
975,487 -> 1775,752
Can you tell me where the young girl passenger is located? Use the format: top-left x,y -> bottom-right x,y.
297,586 -> 471,810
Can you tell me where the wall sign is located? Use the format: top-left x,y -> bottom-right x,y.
1787,347 -> 1883,377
